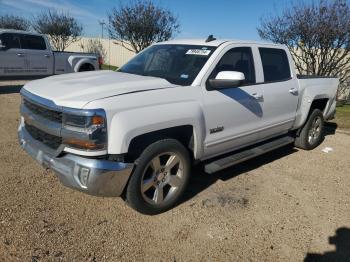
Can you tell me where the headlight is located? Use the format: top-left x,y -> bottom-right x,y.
61,109 -> 107,151
63,114 -> 105,130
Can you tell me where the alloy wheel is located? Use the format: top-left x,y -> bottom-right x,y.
308,116 -> 322,145
141,152 -> 184,205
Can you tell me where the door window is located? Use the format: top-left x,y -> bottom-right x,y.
209,47 -> 256,84
259,48 -> 291,82
0,33 -> 21,49
20,35 -> 47,50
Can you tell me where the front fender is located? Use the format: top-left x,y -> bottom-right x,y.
107,102 -> 206,159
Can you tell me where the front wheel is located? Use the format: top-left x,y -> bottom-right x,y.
295,109 -> 325,150
125,139 -> 191,215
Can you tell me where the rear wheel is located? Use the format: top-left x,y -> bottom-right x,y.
126,139 -> 191,215
295,109 -> 325,150
78,64 -> 94,72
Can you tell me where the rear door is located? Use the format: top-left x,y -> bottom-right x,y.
0,33 -> 26,76
255,47 -> 299,139
20,34 -> 53,76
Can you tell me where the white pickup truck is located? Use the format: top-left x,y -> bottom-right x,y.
0,29 -> 100,77
18,37 -> 338,214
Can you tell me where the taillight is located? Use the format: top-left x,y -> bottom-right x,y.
98,56 -> 103,69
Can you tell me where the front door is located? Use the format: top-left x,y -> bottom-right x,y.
202,47 -> 264,158
0,33 -> 26,76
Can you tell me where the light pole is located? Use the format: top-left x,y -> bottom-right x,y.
98,20 -> 106,39
98,20 -> 111,69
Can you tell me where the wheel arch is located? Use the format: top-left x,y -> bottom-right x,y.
294,96 -> 328,135
77,62 -> 95,72
69,56 -> 97,72
293,93 -> 330,130
309,97 -> 329,113
126,125 -> 195,162
106,102 -> 206,160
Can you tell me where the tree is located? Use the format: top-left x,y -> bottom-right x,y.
0,15 -> 30,31
258,0 -> 350,100
108,0 -> 180,53
32,10 -> 83,51
80,39 -> 107,61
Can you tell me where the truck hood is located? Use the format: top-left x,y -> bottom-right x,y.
23,70 -> 177,108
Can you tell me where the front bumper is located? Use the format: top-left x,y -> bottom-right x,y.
18,122 -> 134,197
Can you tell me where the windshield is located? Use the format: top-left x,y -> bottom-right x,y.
119,44 -> 216,86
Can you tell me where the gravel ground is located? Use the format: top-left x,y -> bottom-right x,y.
0,80 -> 350,261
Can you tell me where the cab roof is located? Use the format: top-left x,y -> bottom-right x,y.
0,29 -> 42,36
157,38 -> 285,48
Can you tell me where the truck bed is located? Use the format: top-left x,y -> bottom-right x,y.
295,76 -> 339,125
297,75 -> 337,79
53,51 -> 96,56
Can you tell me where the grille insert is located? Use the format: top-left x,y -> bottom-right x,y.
25,123 -> 62,150
24,99 -> 62,123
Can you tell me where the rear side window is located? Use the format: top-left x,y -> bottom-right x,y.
0,33 -> 21,49
20,35 -> 46,50
259,48 -> 291,82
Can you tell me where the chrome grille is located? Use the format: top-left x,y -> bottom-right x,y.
23,99 -> 62,123
25,123 -> 62,150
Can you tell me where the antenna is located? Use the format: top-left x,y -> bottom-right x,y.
205,35 -> 216,42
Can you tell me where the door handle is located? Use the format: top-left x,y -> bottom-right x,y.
17,53 -> 25,57
44,54 -> 51,58
289,88 -> 298,95
251,93 -> 263,100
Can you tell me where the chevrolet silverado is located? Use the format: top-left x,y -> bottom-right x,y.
18,37 -> 339,214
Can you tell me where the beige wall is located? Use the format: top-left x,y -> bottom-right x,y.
65,37 -> 135,68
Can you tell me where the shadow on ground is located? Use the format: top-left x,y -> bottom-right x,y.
181,123 -> 338,205
182,144 -> 298,204
0,85 -> 23,94
304,227 -> 350,262
324,122 -> 338,136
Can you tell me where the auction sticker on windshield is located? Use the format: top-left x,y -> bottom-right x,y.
186,49 -> 211,56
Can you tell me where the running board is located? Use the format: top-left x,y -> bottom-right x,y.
204,136 -> 294,174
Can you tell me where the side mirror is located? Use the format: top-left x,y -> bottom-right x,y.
0,40 -> 7,50
209,71 -> 245,89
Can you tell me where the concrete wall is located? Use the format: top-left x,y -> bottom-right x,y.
65,37 -> 135,68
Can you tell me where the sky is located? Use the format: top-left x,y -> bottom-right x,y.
0,0 -> 316,41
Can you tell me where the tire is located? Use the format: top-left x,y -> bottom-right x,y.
126,139 -> 191,215
295,109 -> 325,150
78,64 -> 94,72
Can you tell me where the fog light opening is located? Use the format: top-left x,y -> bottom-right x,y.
79,167 -> 90,187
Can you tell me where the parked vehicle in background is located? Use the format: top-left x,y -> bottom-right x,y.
0,29 -> 101,77
18,37 -> 338,214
